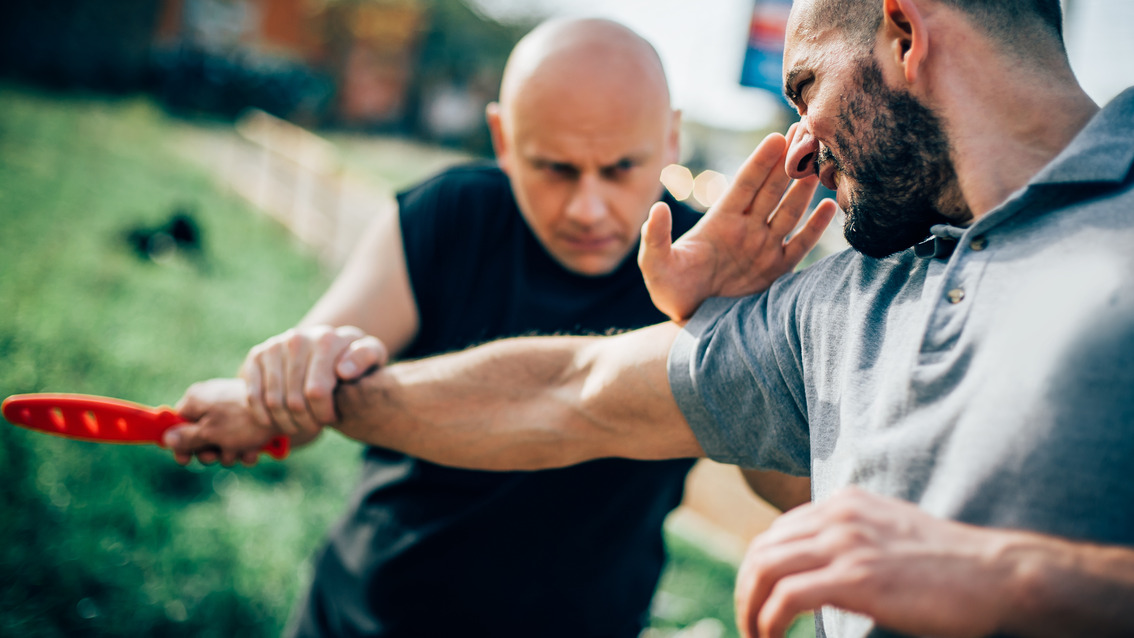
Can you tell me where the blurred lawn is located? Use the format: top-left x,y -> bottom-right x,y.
0,84 -> 813,638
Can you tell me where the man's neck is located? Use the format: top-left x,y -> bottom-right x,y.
931,48 -> 1099,220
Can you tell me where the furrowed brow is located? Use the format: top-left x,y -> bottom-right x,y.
601,155 -> 643,172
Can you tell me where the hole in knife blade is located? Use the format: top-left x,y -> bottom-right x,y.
49,408 -> 66,430
116,418 -> 129,433
82,410 -> 99,435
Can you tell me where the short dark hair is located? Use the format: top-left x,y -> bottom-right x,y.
803,0 -> 1064,56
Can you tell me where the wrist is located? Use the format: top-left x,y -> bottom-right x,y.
332,364 -> 395,444
997,530 -> 1111,638
992,532 -> 1051,636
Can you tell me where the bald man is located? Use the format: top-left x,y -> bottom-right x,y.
170,18 -> 827,638
171,2 -> 1134,637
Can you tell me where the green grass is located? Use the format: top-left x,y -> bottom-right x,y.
0,84 -> 815,638
0,85 -> 351,637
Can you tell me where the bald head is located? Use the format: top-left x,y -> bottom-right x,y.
484,18 -> 681,277
498,18 -> 671,121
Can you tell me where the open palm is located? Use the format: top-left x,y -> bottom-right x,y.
639,130 -> 837,323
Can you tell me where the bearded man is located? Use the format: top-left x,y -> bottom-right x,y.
170,1 -> 1134,636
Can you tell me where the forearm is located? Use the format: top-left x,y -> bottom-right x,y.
331,323 -> 702,471
1000,531 -> 1134,637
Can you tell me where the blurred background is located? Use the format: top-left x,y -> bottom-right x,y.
0,1 -> 1131,636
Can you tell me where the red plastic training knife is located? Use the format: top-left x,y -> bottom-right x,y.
1,393 -> 289,459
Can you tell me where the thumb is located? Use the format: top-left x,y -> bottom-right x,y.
638,201 -> 673,270
174,383 -> 205,421
162,422 -> 207,452
336,335 -> 389,380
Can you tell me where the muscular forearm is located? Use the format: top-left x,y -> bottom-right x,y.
331,323 -> 702,471
1000,532 -> 1134,637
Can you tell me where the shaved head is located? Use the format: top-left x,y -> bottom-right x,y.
485,18 -> 680,276
498,18 -> 671,122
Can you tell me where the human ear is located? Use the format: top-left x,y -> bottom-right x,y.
881,0 -> 928,85
485,102 -> 511,173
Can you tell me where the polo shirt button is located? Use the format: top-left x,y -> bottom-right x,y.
970,237 -> 988,251
947,288 -> 966,304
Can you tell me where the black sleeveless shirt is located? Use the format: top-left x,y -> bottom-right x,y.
294,164 -> 701,638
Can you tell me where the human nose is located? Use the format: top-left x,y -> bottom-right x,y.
565,173 -> 608,225
785,122 -> 820,180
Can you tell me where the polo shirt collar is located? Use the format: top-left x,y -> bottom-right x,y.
1028,86 -> 1134,187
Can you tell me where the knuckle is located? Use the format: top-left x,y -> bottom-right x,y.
839,555 -> 878,587
286,332 -> 307,354
263,393 -> 283,411
336,325 -> 364,339
828,499 -> 866,524
305,380 -> 333,402
285,395 -> 308,413
316,329 -> 340,349
822,524 -> 869,554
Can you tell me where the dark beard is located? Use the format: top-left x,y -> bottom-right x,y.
825,59 -> 959,258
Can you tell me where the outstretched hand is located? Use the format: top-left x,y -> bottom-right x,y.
734,487 -> 1015,638
241,325 -> 388,437
639,126 -> 837,323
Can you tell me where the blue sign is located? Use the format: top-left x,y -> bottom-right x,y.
740,0 -> 794,106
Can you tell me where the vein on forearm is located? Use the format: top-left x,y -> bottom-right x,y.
330,323 -> 698,471
332,335 -> 602,470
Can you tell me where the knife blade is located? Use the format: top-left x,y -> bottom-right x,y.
2,393 -> 289,460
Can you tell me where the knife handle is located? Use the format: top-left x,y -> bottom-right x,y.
2,394 -> 289,460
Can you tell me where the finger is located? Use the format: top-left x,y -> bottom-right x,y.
305,333 -> 347,424
197,449 -> 219,465
711,134 -> 788,219
757,568 -> 862,638
283,332 -> 322,434
767,175 -> 820,238
219,448 -> 240,467
746,151 -> 796,223
163,423 -> 208,454
336,336 -> 389,380
736,536 -> 836,638
637,201 -> 673,271
747,502 -> 831,554
782,199 -> 838,265
174,383 -> 204,421
784,122 -> 800,149
174,451 -> 192,466
240,451 -> 260,466
260,341 -> 299,435
242,348 -> 273,430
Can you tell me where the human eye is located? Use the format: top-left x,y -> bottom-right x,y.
600,158 -> 636,181
793,78 -> 813,115
800,78 -> 814,100
546,162 -> 579,180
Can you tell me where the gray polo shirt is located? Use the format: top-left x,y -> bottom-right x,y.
668,87 -> 1134,638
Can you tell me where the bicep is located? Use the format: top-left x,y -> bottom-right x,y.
299,204 -> 419,355
573,322 -> 705,462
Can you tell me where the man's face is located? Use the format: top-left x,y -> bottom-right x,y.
490,88 -> 678,276
783,26 -> 961,258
